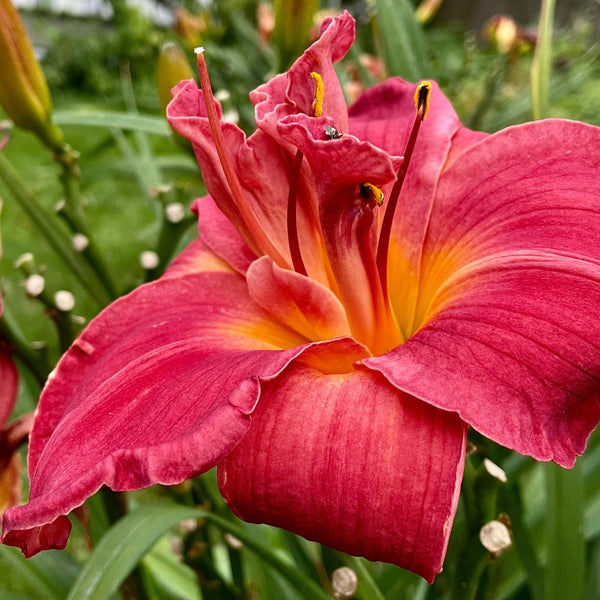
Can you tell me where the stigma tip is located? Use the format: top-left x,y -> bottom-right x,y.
360,182 -> 385,207
194,46 -> 205,55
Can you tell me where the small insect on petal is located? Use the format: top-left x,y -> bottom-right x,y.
324,124 -> 343,139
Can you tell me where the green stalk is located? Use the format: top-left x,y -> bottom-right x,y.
0,153 -> 112,307
56,153 -> 117,299
199,512 -> 332,600
531,0 -> 555,119
544,461 -> 585,600
341,555 -> 386,600
0,305 -> 49,386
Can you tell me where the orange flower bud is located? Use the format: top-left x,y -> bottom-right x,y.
274,0 -> 319,69
484,15 -> 519,55
415,0 -> 445,25
0,0 -> 64,151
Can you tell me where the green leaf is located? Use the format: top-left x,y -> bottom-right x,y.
141,538 -> 202,600
373,0 -> 428,81
66,502 -> 331,600
53,111 -> 171,137
0,546 -> 77,600
341,555 -> 386,600
544,461 -> 585,600
66,502 -> 202,600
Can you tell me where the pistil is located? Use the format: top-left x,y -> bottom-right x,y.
286,72 -> 325,277
287,149 -> 308,275
376,81 -> 431,298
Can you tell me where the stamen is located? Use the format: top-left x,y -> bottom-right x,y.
414,81 -> 432,120
194,48 -> 284,263
376,81 -> 432,298
359,183 -> 385,207
287,149 -> 308,276
310,72 -> 324,117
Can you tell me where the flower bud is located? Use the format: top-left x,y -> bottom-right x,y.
0,0 -> 64,151
274,0 -> 319,69
415,0 -> 445,25
484,15 -> 519,55
174,7 -> 207,50
157,41 -> 195,115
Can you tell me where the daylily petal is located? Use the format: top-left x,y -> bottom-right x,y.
168,86 -> 331,283
246,255 -> 351,341
349,78 -> 486,337
191,196 -> 256,275
162,236 -> 233,278
1,271 -> 313,555
0,453 -> 21,516
365,120 -> 600,467
252,11 -> 354,139
280,114 -> 400,352
218,362 -> 467,583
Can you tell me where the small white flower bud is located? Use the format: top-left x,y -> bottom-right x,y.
71,233 -> 90,252
214,89 -> 231,102
165,202 -> 186,223
54,290 -> 75,312
483,458 -> 507,483
222,109 -> 240,124
480,520 -> 512,556
224,533 -> 243,550
331,567 -> 358,599
14,252 -> 34,268
139,250 -> 160,270
25,273 -> 45,297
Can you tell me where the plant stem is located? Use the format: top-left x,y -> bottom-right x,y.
531,0 -> 555,119
0,306 -> 49,387
56,150 -> 117,299
0,152 -> 112,307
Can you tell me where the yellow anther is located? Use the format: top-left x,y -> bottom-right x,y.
414,81 -> 432,120
310,72 -> 324,117
360,183 -> 385,207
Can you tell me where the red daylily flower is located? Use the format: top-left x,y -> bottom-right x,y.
3,11 -> 600,582
0,298 -> 28,516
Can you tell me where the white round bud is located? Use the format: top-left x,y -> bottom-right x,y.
222,109 -> 240,124
139,250 -> 160,270
25,274 -> 45,297
331,567 -> 358,599
165,202 -> 186,223
479,520 -> 512,556
54,290 -> 75,312
71,233 -> 90,252
214,89 -> 231,102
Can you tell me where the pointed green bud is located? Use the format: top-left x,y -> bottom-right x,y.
273,0 -> 319,71
0,0 -> 64,151
157,41 -> 195,115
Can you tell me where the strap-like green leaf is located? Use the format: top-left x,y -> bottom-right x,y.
374,0 -> 429,81
66,502 -> 331,600
54,111 -> 171,137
